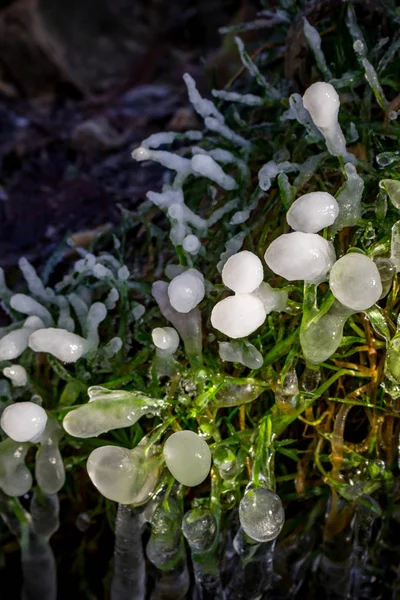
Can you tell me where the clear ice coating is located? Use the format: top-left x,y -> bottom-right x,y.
380,179 -> 400,210
300,301 -> 354,365
222,251 -> 264,294
1,402 -> 47,442
211,294 -> 266,338
182,507 -> 217,553
331,163 -> 364,233
219,340 -> 263,369
63,386 -> 163,438
286,191 -> 339,233
29,328 -> 90,363
146,494 -> 183,569
3,365 -> 28,387
264,232 -> 335,284
239,487 -> 285,543
329,253 -> 382,311
87,445 -> 147,504
0,438 -> 32,496
152,327 -> 180,352
35,416 -> 65,494
213,446 -> 238,480
302,82 -> 347,156
251,282 -> 288,313
163,430 -> 211,487
30,492 -> 60,539
168,269 -> 205,313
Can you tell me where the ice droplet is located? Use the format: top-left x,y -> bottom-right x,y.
163,430 -> 211,487
329,253 -> 382,311
239,487 -> 285,542
1,402 -> 47,442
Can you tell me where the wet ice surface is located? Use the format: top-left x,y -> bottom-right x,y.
168,269 -> 205,313
239,487 -> 285,542
152,327 -> 180,352
264,232 -> 335,283
29,328 -> 90,362
287,191 -> 339,233
163,430 -> 211,487
1,402 -> 47,442
219,340 -> 263,369
222,250 -> 264,294
329,253 -> 382,310
182,508 -> 217,553
211,294 -> 266,338
251,282 -> 288,313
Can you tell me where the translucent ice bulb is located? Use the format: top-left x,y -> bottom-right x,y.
3,365 -> 28,387
87,445 -> 146,504
163,430 -> 211,487
264,232 -> 335,284
211,294 -> 266,338
303,82 -> 346,156
29,328 -> 90,363
0,438 -> 32,496
182,508 -> 217,553
286,191 -> 339,233
168,269 -> 205,313
222,251 -> 264,294
329,253 -> 382,311
152,327 -> 180,352
239,487 -> 285,542
1,402 -> 47,442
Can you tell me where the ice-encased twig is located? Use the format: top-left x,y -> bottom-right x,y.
303,18 -> 333,81
234,37 -> 280,101
111,504 -> 146,600
152,281 -> 202,369
330,163 -> 364,233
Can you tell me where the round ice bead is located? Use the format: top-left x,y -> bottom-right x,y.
286,192 -> 339,233
168,270 -> 205,313
87,446 -> 145,504
303,82 -> 340,129
182,508 -> 217,553
163,430 -> 211,487
1,402 -> 47,442
211,294 -> 266,338
183,234 -> 201,254
239,487 -> 285,543
222,251 -> 264,294
264,232 -> 335,283
152,327 -> 179,352
329,253 -> 382,311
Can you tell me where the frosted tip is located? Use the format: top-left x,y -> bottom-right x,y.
329,253 -> 382,311
286,191 -> 339,233
152,327 -> 180,352
211,294 -> 266,338
222,250 -> 264,294
163,430 -> 211,487
303,82 -> 340,129
1,402 -> 47,442
264,232 -> 335,284
168,269 -> 205,313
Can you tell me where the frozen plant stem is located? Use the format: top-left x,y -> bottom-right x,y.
111,504 -> 146,600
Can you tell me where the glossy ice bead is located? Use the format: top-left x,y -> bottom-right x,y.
168,269 -> 205,313
163,430 -> 211,487
211,294 -> 266,338
239,487 -> 285,542
1,402 -> 47,442
329,253 -> 382,310
286,191 -> 339,233
222,251 -> 264,294
302,82 -> 340,129
152,327 -> 179,352
264,232 -> 335,283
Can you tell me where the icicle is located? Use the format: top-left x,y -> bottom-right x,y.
146,493 -> 184,569
391,220 -> 400,272
35,416 -> 65,494
30,492 -> 60,539
63,386 -> 163,438
111,505 -> 146,600
152,327 -> 180,378
152,281 -> 203,369
303,18 -> 333,81
212,89 -> 264,106
0,438 -> 32,496
331,163 -> 364,232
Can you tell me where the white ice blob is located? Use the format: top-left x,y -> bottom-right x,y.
182,234 -> 201,255
29,328 -> 90,363
222,251 -> 264,294
10,294 -> 52,326
3,365 -> 28,387
0,317 -> 45,361
211,294 -> 266,338
152,327 -> 180,353
286,191 -> 339,233
329,253 -> 382,311
303,82 -> 346,156
191,154 -> 237,190
239,487 -> 285,543
264,232 -> 335,284
163,430 -> 211,487
1,402 -> 47,442
168,269 -> 205,313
